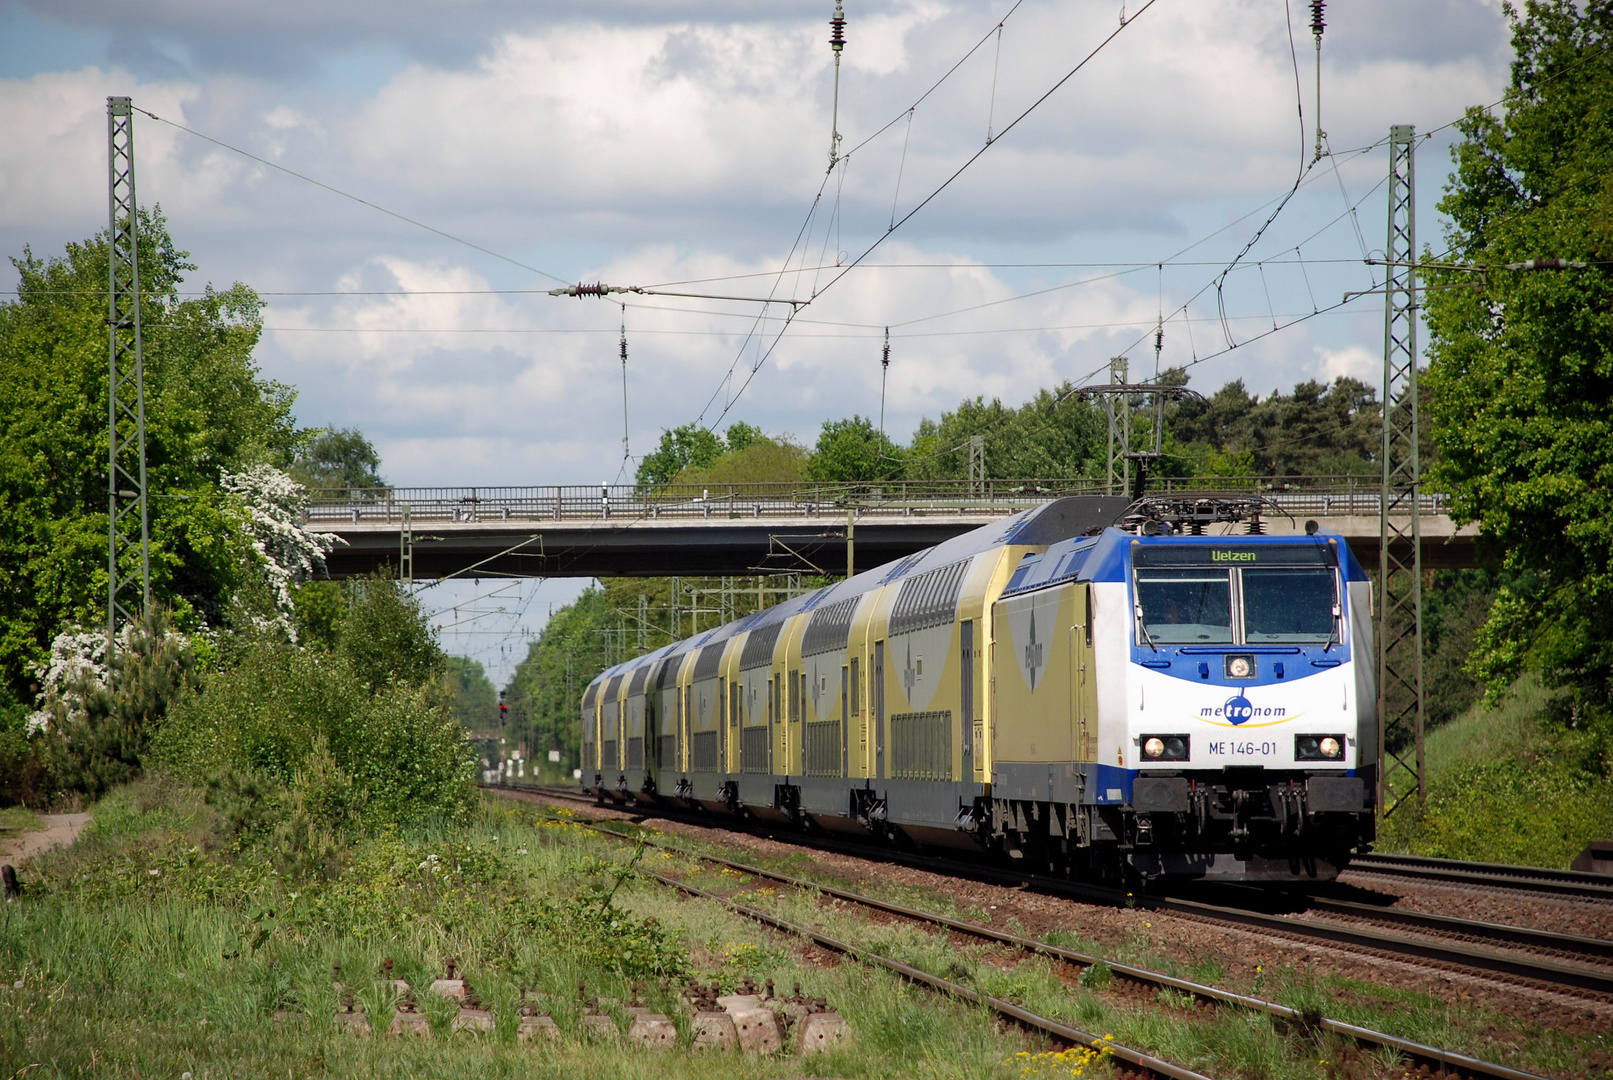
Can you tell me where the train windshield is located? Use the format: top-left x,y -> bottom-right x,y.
1242,568 -> 1337,643
1134,569 -> 1234,644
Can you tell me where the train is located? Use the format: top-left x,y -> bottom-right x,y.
577,495 -> 1377,883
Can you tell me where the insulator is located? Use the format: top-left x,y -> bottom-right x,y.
882,326 -> 890,368
1310,0 -> 1325,36
575,281 -> 606,298
829,2 -> 846,52
620,336 -> 627,362
1154,327 -> 1164,354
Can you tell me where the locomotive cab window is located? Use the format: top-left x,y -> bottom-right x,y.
1134,569 -> 1234,644
1242,568 -> 1337,643
1132,544 -> 1341,648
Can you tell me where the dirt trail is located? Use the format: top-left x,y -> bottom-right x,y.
0,813 -> 92,863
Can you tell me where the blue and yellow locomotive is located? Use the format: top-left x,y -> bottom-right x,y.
580,496 -> 1377,883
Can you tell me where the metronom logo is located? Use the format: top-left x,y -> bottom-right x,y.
1201,697 -> 1287,724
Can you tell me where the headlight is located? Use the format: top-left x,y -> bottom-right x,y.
1141,735 -> 1189,761
1224,654 -> 1256,679
1296,734 -> 1346,761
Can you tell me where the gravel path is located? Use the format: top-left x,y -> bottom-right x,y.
0,812 -> 92,864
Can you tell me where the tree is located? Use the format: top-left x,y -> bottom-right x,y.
804,416 -> 905,482
0,212 -> 300,699
1422,0 -> 1613,741
288,428 -> 384,490
1171,377 -> 1379,476
635,424 -> 725,485
446,655 -> 498,733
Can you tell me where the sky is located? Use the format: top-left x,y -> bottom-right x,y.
0,0 -> 1514,684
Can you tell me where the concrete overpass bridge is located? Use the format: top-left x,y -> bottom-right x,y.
305,478 -> 1480,581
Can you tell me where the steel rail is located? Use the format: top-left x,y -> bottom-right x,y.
506,791 -> 1550,1080
509,784 -> 1613,996
1300,895 -> 1613,962
649,870 -> 1221,1080
1346,853 -> 1613,902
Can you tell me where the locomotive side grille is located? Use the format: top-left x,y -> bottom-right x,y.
601,739 -> 618,769
657,735 -> 677,772
741,726 -> 770,773
891,710 -> 951,780
804,720 -> 841,776
690,730 -> 720,771
626,737 -> 644,769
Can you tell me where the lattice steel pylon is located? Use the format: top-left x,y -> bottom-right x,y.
106,96 -> 150,652
1103,356 -> 1131,496
1377,124 -> 1424,817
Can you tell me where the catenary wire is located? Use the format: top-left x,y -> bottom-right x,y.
132,107 -> 570,286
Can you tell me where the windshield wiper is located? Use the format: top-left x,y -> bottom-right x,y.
1323,604 -> 1340,652
1134,605 -> 1158,652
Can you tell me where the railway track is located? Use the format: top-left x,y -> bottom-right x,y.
499,785 -> 1550,1080
1344,852 -> 1613,902
500,784 -> 1613,998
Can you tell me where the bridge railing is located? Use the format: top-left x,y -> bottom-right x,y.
303,477 -> 1448,524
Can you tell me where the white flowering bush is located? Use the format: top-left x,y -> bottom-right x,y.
27,610 -> 197,798
221,466 -> 343,639
27,627 -> 118,735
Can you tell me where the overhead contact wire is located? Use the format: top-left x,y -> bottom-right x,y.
133,108 -> 570,285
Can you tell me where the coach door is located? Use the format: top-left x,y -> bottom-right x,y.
961,620 -> 976,780
873,641 -> 885,778
1074,584 -> 1095,762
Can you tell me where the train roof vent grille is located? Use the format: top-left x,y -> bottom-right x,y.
582,681 -> 600,710
692,641 -> 726,682
654,656 -> 682,690
889,558 -> 970,636
627,665 -> 649,695
604,673 -> 625,701
740,621 -> 783,670
802,597 -> 858,657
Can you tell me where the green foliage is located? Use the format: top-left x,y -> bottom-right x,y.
1171,376 -> 1380,476
154,581 -> 472,830
503,587 -> 613,773
37,611 -> 198,802
0,212 -> 300,698
1381,673 -> 1613,866
1380,756 -> 1613,868
804,414 -> 905,482
907,385 -> 1106,481
672,434 -> 806,488
635,423 -> 725,485
337,577 -> 446,690
287,427 -> 385,490
446,655 -> 498,733
1422,0 -> 1613,733
292,580 -> 348,651
1423,570 -> 1503,729
722,421 -> 765,454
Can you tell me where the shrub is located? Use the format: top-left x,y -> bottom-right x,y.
34,612 -> 196,802
154,580 -> 473,831
1380,756 -> 1613,867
